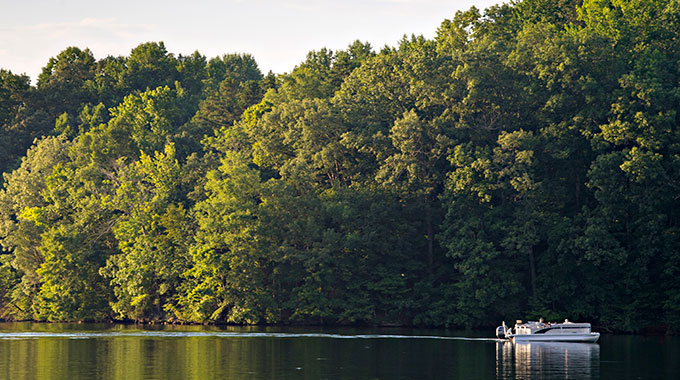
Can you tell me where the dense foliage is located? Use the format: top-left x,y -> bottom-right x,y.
1,0 -> 679,333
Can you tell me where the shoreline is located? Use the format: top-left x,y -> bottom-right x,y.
0,319 -> 675,336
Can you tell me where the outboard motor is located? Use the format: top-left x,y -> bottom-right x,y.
496,323 -> 508,339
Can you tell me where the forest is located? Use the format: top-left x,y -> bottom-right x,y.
0,0 -> 679,333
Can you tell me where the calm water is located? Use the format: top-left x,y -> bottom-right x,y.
0,323 -> 677,379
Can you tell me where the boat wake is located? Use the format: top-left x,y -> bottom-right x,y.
0,331 -> 501,341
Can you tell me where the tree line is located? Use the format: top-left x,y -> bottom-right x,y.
1,0 -> 679,333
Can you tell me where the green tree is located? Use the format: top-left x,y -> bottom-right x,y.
101,145 -> 190,321
123,42 -> 178,92
36,47 -> 97,118
205,53 -> 262,93
0,69 -> 36,176
180,150 -> 272,323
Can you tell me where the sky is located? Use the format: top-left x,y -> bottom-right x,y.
0,0 -> 501,82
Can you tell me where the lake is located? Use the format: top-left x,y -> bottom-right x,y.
0,323 -> 677,379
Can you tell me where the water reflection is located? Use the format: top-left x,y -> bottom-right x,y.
496,341 -> 600,380
0,323 -> 496,380
7,323 -> 680,380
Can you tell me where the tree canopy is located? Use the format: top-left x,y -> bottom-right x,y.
0,0 -> 678,333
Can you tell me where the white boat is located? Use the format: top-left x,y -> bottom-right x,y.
496,319 -> 600,343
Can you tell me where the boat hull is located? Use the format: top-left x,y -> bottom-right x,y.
511,333 -> 600,343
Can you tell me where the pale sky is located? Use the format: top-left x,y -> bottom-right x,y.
0,0 -> 501,82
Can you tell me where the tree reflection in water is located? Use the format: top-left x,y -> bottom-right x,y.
496,341 -> 600,380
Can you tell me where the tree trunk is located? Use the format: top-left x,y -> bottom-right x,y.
426,203 -> 433,272
528,246 -> 537,298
